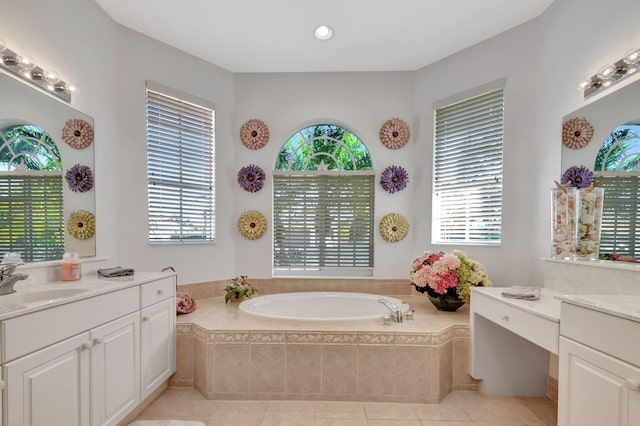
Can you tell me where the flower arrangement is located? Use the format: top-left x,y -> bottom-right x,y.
410,250 -> 491,306
224,275 -> 259,303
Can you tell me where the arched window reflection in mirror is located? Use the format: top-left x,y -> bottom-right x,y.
594,122 -> 640,259
0,125 -> 64,262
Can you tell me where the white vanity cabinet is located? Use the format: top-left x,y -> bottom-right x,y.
0,273 -> 176,426
140,277 -> 176,400
559,301 -> 640,426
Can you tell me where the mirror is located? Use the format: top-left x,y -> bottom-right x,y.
0,72 -> 96,262
562,78 -> 640,259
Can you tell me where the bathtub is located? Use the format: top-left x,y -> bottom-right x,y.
238,291 -> 411,321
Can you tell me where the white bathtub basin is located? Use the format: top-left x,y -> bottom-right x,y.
238,291 -> 410,321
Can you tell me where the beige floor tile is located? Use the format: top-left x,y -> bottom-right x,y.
364,403 -> 419,420
315,419 -> 368,426
412,403 -> 471,421
314,402 -> 366,419
420,422 -> 474,426
265,401 -> 316,418
366,420 -> 422,426
261,417 -> 316,426
205,413 -> 265,426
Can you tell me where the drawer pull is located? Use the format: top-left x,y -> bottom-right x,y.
81,341 -> 93,351
627,379 -> 640,391
143,315 -> 150,322
157,289 -> 164,296
0,380 -> 5,390
93,337 -> 104,345
500,314 -> 509,321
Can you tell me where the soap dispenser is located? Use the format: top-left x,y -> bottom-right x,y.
61,252 -> 82,281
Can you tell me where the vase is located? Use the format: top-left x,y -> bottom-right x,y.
550,187 -> 576,259
420,286 -> 466,312
576,187 -> 604,260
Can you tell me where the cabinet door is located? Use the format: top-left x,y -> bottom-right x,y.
559,337 -> 640,426
91,311 -> 140,426
3,332 -> 91,426
140,297 -> 175,399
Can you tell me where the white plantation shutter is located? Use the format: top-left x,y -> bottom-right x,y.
597,175 -> 640,257
273,173 -> 374,275
146,84 -> 215,243
0,173 -> 64,261
432,88 -> 504,244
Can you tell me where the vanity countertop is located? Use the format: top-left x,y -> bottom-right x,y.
556,294 -> 640,323
473,286 -> 563,322
0,271 -> 175,321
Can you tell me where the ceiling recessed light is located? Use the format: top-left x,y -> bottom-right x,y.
314,25 -> 334,41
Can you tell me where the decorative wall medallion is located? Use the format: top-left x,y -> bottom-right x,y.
237,164 -> 265,192
379,117 -> 410,149
561,165 -> 594,189
562,117 -> 594,149
65,164 -> 94,192
62,118 -> 94,149
240,119 -> 269,149
379,213 -> 409,242
238,210 -> 267,240
380,165 -> 409,193
67,210 -> 95,240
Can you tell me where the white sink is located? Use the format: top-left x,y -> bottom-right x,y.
1,288 -> 88,305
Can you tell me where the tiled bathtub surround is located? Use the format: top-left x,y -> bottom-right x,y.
171,295 -> 478,403
177,278 -> 412,301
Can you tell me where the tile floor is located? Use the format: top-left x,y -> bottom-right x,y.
131,387 -> 557,426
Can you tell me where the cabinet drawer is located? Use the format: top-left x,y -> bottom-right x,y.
1,287 -> 139,363
561,303 -> 640,368
140,277 -> 175,308
473,291 -> 559,354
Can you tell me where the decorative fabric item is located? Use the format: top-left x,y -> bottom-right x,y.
379,213 -> 409,242
562,117 -> 594,149
67,210 -> 95,240
62,118 -> 94,149
65,164 -> 94,192
561,165 -> 594,189
380,165 -> 409,193
238,210 -> 267,240
240,119 -> 269,149
379,118 -> 410,149
237,164 -> 265,192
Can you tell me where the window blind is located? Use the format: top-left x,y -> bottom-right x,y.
0,174 -> 64,262
597,175 -> 640,257
432,88 -> 504,245
146,88 -> 215,243
273,174 -> 374,272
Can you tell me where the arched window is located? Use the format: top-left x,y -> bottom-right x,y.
273,124 -> 374,277
594,122 -> 640,257
0,125 -> 64,261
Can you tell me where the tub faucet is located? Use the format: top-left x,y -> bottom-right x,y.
0,263 -> 28,296
378,298 -> 403,323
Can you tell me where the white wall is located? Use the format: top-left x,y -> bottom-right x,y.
114,27 -> 236,285
532,0 -> 640,284
233,72 -> 415,278
5,0 -> 640,286
0,0 -> 119,263
413,20 -> 540,287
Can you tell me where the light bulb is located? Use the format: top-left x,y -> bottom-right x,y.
623,48 -> 640,65
314,25 -> 334,41
43,70 -> 59,84
18,55 -> 36,70
597,64 -> 617,80
576,79 -> 592,91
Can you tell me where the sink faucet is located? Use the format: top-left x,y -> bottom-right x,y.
378,298 -> 403,323
0,263 -> 28,296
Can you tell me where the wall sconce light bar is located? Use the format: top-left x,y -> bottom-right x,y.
578,48 -> 640,98
0,40 -> 75,103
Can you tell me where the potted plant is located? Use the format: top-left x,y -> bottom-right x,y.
224,275 -> 258,303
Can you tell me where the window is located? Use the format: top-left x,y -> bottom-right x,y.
146,83 -> 215,243
273,124 -> 374,277
432,88 -> 504,245
0,125 -> 64,261
594,123 -> 640,258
